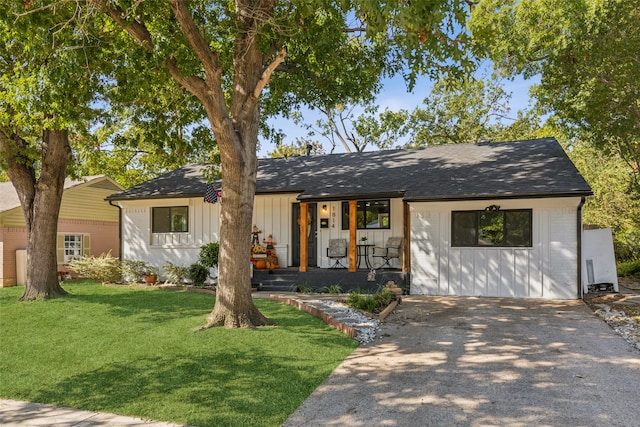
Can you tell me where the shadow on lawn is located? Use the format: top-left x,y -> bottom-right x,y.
70,287 -> 214,323
20,290 -> 356,426
30,351 -> 313,426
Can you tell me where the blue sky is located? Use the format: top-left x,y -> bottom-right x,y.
259,73 -> 539,157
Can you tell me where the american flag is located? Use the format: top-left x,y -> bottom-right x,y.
204,184 -> 221,204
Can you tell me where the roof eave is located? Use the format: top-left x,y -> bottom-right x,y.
404,191 -> 593,203
106,193 -> 205,202
297,191 -> 406,202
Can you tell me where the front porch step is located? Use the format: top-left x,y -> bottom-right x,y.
252,267 -> 408,294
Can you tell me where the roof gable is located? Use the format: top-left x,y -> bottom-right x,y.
0,175 -> 123,214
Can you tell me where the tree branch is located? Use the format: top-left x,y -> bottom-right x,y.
168,0 -> 220,78
91,0 -> 154,49
250,46 -> 288,103
166,57 -> 207,100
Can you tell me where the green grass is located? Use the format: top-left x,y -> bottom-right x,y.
0,281 -> 358,427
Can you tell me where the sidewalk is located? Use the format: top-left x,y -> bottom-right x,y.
0,399 -> 188,426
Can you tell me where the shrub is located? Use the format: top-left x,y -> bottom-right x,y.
614,231 -> 640,261
188,263 -> 209,286
327,284 -> 343,294
68,252 -> 121,283
296,284 -> 314,294
162,262 -> 189,284
198,242 -> 220,268
346,290 -> 394,313
617,259 -> 640,277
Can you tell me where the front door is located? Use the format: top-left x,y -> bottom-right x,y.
292,203 -> 317,267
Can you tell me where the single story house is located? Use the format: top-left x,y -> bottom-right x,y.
106,137 -> 592,299
0,175 -> 123,287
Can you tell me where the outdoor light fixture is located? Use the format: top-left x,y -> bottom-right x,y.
321,204 -> 329,217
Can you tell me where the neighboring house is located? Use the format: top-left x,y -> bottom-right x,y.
0,176 -> 123,287
106,137 -> 593,299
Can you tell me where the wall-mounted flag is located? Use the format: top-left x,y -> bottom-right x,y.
204,184 -> 222,204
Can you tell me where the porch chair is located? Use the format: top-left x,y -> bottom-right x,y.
372,237 -> 403,269
327,238 -> 348,269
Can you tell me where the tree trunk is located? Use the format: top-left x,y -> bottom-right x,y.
199,32 -> 274,328
165,0 -> 278,328
1,129 -> 71,300
201,147 -> 272,328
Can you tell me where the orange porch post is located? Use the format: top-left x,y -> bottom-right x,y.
299,202 -> 308,272
348,200 -> 357,272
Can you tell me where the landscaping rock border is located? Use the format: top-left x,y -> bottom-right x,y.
269,295 -> 381,344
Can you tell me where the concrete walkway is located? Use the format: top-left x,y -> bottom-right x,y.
2,295 -> 639,426
0,399 -> 187,426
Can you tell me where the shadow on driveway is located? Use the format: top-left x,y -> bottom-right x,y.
284,296 -> 640,427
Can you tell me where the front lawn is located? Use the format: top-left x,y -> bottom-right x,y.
0,282 -> 358,427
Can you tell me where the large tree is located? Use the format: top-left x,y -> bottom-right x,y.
284,75 -> 542,153
90,0 -> 474,328
0,1 -> 108,300
468,0 -> 640,188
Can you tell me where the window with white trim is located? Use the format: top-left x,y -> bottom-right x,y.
152,206 -> 189,233
63,234 -> 83,263
57,234 -> 90,264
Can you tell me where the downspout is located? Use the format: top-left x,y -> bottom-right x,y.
403,200 -> 411,294
108,200 -> 123,262
577,196 -> 586,299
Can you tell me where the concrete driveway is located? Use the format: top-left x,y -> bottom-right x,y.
284,296 -> 640,427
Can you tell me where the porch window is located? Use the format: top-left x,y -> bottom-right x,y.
152,206 -> 189,233
451,209 -> 532,247
341,200 -> 390,230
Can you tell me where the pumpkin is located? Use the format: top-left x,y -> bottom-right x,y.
255,260 -> 267,269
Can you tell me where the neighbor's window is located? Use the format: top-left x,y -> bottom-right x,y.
152,206 -> 189,233
341,200 -> 390,230
63,234 -> 83,263
451,209 -> 532,247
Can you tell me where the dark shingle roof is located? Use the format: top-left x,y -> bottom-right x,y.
106,138 -> 592,202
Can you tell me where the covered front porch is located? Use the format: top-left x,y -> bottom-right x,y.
252,267 -> 409,294
293,199 -> 409,272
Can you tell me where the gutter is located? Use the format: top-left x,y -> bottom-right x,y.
577,196 -> 586,299
108,200 -> 123,262
403,191 -> 593,203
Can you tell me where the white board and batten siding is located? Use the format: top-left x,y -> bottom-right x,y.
119,198 -> 220,269
410,198 -> 582,299
252,194 -> 299,267
118,194 -> 298,271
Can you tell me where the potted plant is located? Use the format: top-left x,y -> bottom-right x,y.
142,264 -> 159,284
121,260 -> 158,284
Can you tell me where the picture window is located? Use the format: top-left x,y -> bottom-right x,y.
152,206 -> 189,233
451,209 -> 532,247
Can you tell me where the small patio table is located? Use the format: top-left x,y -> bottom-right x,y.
356,244 -> 374,269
